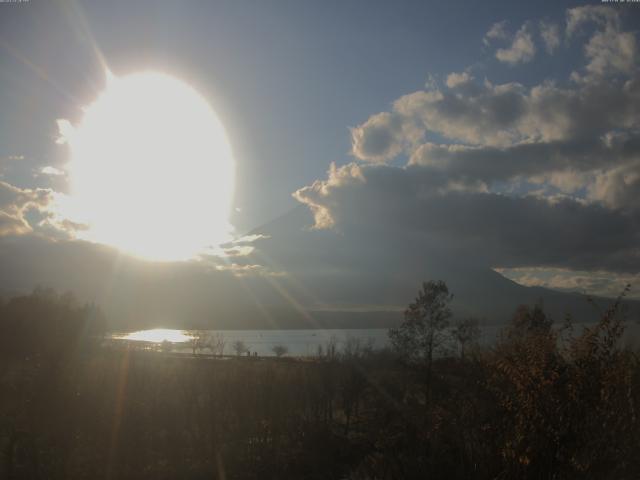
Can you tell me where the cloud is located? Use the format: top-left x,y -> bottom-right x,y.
484,20 -> 508,46
231,234 -> 271,244
352,72 -> 640,158
0,181 -> 54,236
496,267 -> 640,299
406,131 -> 640,202
55,119 -> 74,145
0,179 -> 88,241
495,24 -> 536,65
40,166 -> 65,176
445,71 -> 473,89
566,6 -> 637,82
566,5 -> 620,38
350,112 -> 405,163
589,157 -> 640,210
294,163 -> 640,274
213,263 -> 286,277
0,211 -> 31,236
540,21 -> 561,54
220,245 -> 256,257
582,28 -> 636,79
294,6 -> 640,297
213,234 -> 272,258
348,20 -> 640,208
390,81 -> 528,147
292,162 -> 365,229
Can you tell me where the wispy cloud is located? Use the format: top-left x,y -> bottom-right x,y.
539,21 -> 561,54
495,24 -> 536,65
483,20 -> 508,46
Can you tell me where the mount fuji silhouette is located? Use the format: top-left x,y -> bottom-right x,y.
0,206 -> 637,330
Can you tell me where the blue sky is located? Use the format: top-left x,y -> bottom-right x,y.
0,0 -> 617,230
1,0 -> 640,308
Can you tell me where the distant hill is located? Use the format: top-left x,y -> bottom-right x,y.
242,205 -> 640,327
0,206 -> 637,330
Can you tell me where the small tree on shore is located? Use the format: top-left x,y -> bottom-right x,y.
211,332 -> 226,356
189,330 -> 211,355
389,280 -> 453,398
452,317 -> 481,359
232,340 -> 247,357
272,344 -> 288,357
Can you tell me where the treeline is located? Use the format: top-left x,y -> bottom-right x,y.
0,284 -> 638,479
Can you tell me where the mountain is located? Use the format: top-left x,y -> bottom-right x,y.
0,206 -> 637,330
243,205 -> 639,327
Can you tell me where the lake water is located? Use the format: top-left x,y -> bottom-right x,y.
112,328 -> 392,356
110,322 -> 640,357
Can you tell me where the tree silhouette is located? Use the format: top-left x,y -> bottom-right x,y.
271,344 -> 288,357
452,317 -> 481,359
232,340 -> 247,356
210,332 -> 226,356
506,301 -> 552,339
389,280 -> 453,398
189,330 -> 211,355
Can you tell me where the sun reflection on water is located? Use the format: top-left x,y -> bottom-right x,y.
118,329 -> 192,343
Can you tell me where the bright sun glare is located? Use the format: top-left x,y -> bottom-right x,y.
119,329 -> 192,343
63,72 -> 235,261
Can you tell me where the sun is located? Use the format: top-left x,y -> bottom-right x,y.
62,71 -> 235,261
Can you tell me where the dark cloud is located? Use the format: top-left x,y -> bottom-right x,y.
294,163 -> 640,274
350,112 -> 405,163
325,5 -> 640,293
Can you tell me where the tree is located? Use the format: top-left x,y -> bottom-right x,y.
452,317 -> 481,359
506,301 -> 552,339
189,330 -> 211,355
389,280 -> 453,397
232,340 -> 247,357
271,344 -> 288,357
0,288 -> 102,360
210,332 -> 226,356
488,288 -> 638,476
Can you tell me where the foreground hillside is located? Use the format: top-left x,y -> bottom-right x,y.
1,288 -> 639,479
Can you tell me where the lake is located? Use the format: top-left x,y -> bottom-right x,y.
110,322 -> 640,357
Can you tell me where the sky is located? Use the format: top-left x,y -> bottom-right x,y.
1,0 -> 639,323
3,0 -> 626,229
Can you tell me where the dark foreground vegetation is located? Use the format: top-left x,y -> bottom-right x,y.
1,284 -> 639,479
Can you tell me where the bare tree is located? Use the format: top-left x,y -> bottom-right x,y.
326,335 -> 338,360
271,344 -> 288,357
342,336 -> 363,359
210,332 -> 226,356
232,340 -> 247,357
189,330 -> 211,355
342,336 -> 375,359
452,317 -> 481,359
